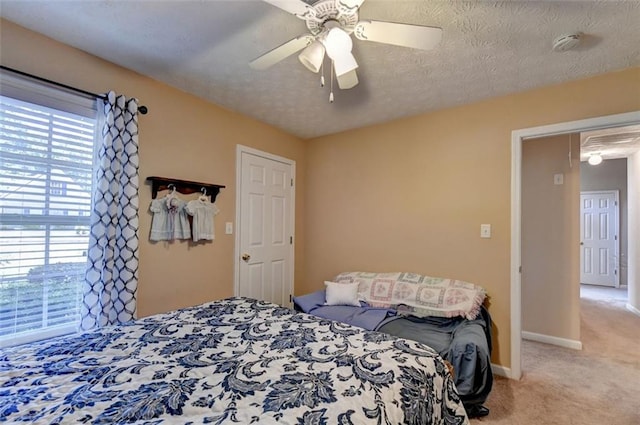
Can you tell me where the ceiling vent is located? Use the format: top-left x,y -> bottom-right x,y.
584,132 -> 640,146
552,33 -> 581,52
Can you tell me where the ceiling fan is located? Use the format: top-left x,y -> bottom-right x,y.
250,0 -> 442,94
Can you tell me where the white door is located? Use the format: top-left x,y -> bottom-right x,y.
580,190 -> 619,287
235,146 -> 294,307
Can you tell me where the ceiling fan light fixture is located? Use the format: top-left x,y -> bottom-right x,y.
323,27 -> 353,60
587,153 -> 603,165
298,40 -> 325,73
333,52 -> 358,76
336,69 -> 358,89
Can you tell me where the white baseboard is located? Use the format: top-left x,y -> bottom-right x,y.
626,303 -> 640,317
522,331 -> 583,350
491,363 -> 512,379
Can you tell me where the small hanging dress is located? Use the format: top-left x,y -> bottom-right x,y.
149,196 -> 191,241
186,199 -> 220,242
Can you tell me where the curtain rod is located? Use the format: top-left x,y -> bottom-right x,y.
0,65 -> 148,115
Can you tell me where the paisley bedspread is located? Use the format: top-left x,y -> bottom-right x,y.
0,297 -> 469,424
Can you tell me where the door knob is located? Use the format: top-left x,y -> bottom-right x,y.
242,253 -> 251,262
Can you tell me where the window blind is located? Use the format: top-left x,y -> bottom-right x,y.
0,93 -> 97,346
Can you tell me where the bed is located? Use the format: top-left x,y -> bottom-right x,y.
293,272 -> 493,418
0,297 -> 469,424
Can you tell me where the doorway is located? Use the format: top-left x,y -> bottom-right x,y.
234,145 -> 295,307
510,110 -> 640,380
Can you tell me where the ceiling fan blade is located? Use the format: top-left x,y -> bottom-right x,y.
250,35 -> 314,70
336,69 -> 359,89
261,0 -> 317,20
336,0 -> 365,15
354,20 -> 443,50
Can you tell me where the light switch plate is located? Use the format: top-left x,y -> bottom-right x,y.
480,224 -> 491,238
554,173 -> 564,185
225,222 -> 233,235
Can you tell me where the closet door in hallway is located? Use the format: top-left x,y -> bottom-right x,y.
580,190 -> 619,287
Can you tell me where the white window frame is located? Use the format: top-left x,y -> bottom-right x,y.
0,71 -> 98,347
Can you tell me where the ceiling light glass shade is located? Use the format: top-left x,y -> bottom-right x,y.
324,27 -> 353,60
588,153 -> 603,165
336,69 -> 358,89
333,52 -> 358,77
298,41 -> 325,73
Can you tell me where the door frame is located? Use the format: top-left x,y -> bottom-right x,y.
580,190 -> 620,288
510,110 -> 640,380
234,145 -> 296,303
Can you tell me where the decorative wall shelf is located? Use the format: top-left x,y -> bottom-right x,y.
146,176 -> 225,203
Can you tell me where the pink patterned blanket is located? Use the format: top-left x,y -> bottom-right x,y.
334,271 -> 486,320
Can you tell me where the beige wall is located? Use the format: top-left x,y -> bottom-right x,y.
522,134 -> 581,341
628,152 -> 640,312
581,159 -> 628,285
0,19 -> 307,318
305,68 -> 640,367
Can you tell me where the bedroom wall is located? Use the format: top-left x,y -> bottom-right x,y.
522,134 -> 581,342
0,19 -> 307,318
628,152 -> 640,314
304,67 -> 640,368
580,158 -> 628,286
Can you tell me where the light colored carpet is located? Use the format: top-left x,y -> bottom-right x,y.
471,287 -> 640,424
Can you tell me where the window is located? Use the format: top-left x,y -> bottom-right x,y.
49,181 -> 67,196
0,73 -> 98,347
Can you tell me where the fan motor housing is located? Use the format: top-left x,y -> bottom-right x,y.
306,0 -> 359,35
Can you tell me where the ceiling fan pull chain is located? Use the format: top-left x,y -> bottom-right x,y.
320,61 -> 325,87
329,60 -> 335,103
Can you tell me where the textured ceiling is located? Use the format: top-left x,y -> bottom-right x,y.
1,0 -> 639,139
580,125 -> 640,162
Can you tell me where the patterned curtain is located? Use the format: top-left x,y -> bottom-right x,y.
80,91 -> 140,331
